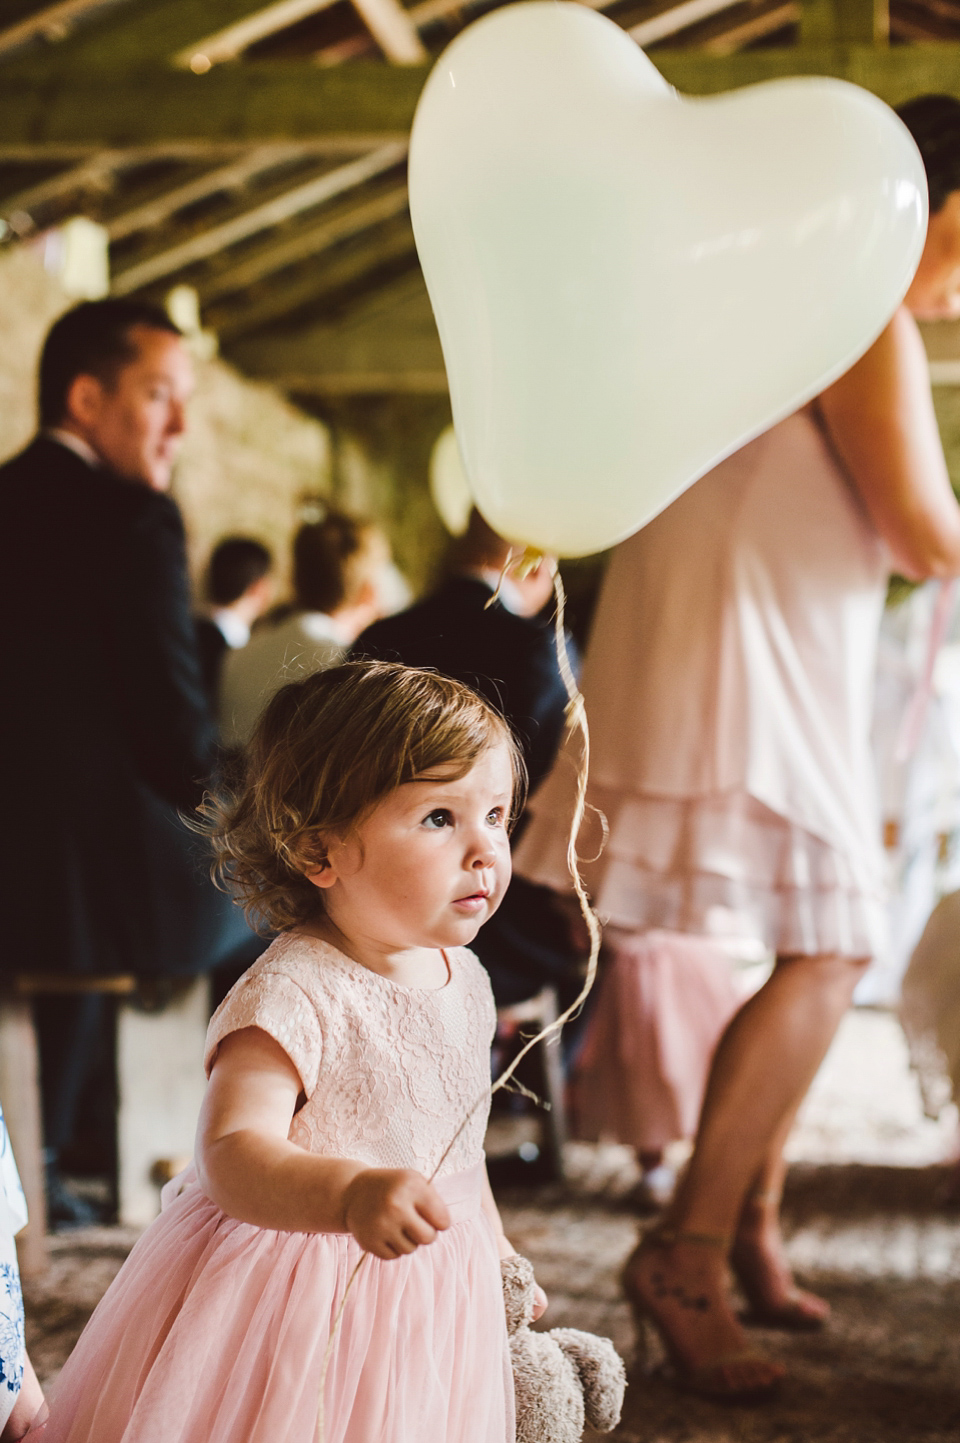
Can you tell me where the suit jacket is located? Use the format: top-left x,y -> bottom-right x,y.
351,576 -> 577,794
195,615 -> 229,712
0,436 -> 254,979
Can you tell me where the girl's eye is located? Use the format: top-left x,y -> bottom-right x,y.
423,809 -> 453,830
486,807 -> 505,826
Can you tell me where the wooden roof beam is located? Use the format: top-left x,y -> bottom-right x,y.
3,49 -> 960,154
700,1 -> 801,51
211,214 -> 417,337
105,142 -> 314,241
0,0 -> 132,60
111,141 -> 406,293
629,0 -> 753,46
0,148 -> 127,224
801,0 -> 888,43
348,0 -> 427,61
173,0 -> 340,70
198,183 -> 409,299
0,65 -> 424,146
282,371 -> 448,394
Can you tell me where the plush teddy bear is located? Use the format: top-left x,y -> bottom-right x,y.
502,1255 -> 627,1443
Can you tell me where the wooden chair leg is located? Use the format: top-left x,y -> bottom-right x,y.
0,998 -> 49,1276
535,988 -> 569,1179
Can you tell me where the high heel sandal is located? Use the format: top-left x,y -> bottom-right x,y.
621,1226 -> 785,1405
731,1191 -> 829,1332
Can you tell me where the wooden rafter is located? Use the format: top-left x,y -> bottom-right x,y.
198,184 -> 409,300
348,0 -> 428,61
700,1 -> 800,51
110,141 -> 406,293
175,0 -> 426,68
172,0 -> 340,70
105,143 -> 317,241
629,0 -> 754,46
282,371 -> 448,394
0,143 -> 248,162
210,214 -> 417,336
0,148 -> 127,222
0,0 -> 132,59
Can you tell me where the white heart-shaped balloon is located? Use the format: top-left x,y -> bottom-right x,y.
429,425 -> 473,535
408,2 -> 927,557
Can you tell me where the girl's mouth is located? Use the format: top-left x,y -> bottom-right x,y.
452,890 -> 490,911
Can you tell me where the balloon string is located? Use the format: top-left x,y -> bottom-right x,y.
318,564 -> 602,1442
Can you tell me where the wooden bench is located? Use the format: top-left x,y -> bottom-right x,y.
0,974 -> 210,1272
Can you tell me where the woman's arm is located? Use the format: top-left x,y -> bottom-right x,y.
817,307 -> 960,580
196,1027 -> 449,1257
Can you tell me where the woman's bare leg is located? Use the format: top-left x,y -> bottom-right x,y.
623,951 -> 869,1380
731,1111 -> 830,1323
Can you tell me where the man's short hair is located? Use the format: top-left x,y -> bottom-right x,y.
39,299 -> 182,429
207,537 -> 273,607
896,95 -> 960,215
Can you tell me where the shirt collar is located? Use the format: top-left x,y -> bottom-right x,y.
297,611 -> 351,645
463,567 -> 526,616
209,608 -> 251,650
44,428 -> 102,470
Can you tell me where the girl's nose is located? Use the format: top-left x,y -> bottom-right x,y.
468,832 -> 497,868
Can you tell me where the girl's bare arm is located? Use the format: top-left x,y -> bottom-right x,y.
196,1027 -> 449,1257
817,307 -> 960,581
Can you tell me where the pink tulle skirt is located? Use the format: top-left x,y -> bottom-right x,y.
520,785 -> 886,961
38,1161 -> 514,1443
574,929 -> 743,1152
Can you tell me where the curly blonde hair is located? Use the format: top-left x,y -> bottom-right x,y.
206,660 -> 526,933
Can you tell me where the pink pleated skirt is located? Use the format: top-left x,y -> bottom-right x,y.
574,929 -> 743,1152
520,785 -> 887,961
37,1161 -> 514,1443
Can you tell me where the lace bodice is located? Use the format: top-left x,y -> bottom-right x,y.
204,933 -> 497,1178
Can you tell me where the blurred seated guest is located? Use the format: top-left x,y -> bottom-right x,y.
352,507 -> 584,1017
571,931 -> 743,1209
195,537 -> 273,710
220,508 -> 389,748
0,299 -> 261,1227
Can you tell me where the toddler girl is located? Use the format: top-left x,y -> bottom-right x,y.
38,661 -> 542,1443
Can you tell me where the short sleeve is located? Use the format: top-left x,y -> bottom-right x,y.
204,969 -> 323,1096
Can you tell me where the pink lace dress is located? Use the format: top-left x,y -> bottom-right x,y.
38,934 -> 514,1443
517,408 -> 890,960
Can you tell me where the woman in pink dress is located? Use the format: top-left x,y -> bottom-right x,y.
36,662 -> 541,1443
517,95 -> 960,1400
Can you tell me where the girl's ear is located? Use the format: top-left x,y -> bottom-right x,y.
302,835 -> 339,890
304,859 -> 336,890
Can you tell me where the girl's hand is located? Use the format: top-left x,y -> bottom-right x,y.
343,1168 -> 451,1260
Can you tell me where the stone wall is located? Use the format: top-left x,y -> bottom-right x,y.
0,246 -> 333,597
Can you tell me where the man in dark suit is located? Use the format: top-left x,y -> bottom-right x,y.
0,300 -> 259,1220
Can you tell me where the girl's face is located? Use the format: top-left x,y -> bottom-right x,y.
309,741 -> 514,958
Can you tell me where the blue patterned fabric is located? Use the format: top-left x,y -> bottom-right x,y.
0,1108 -> 26,1428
